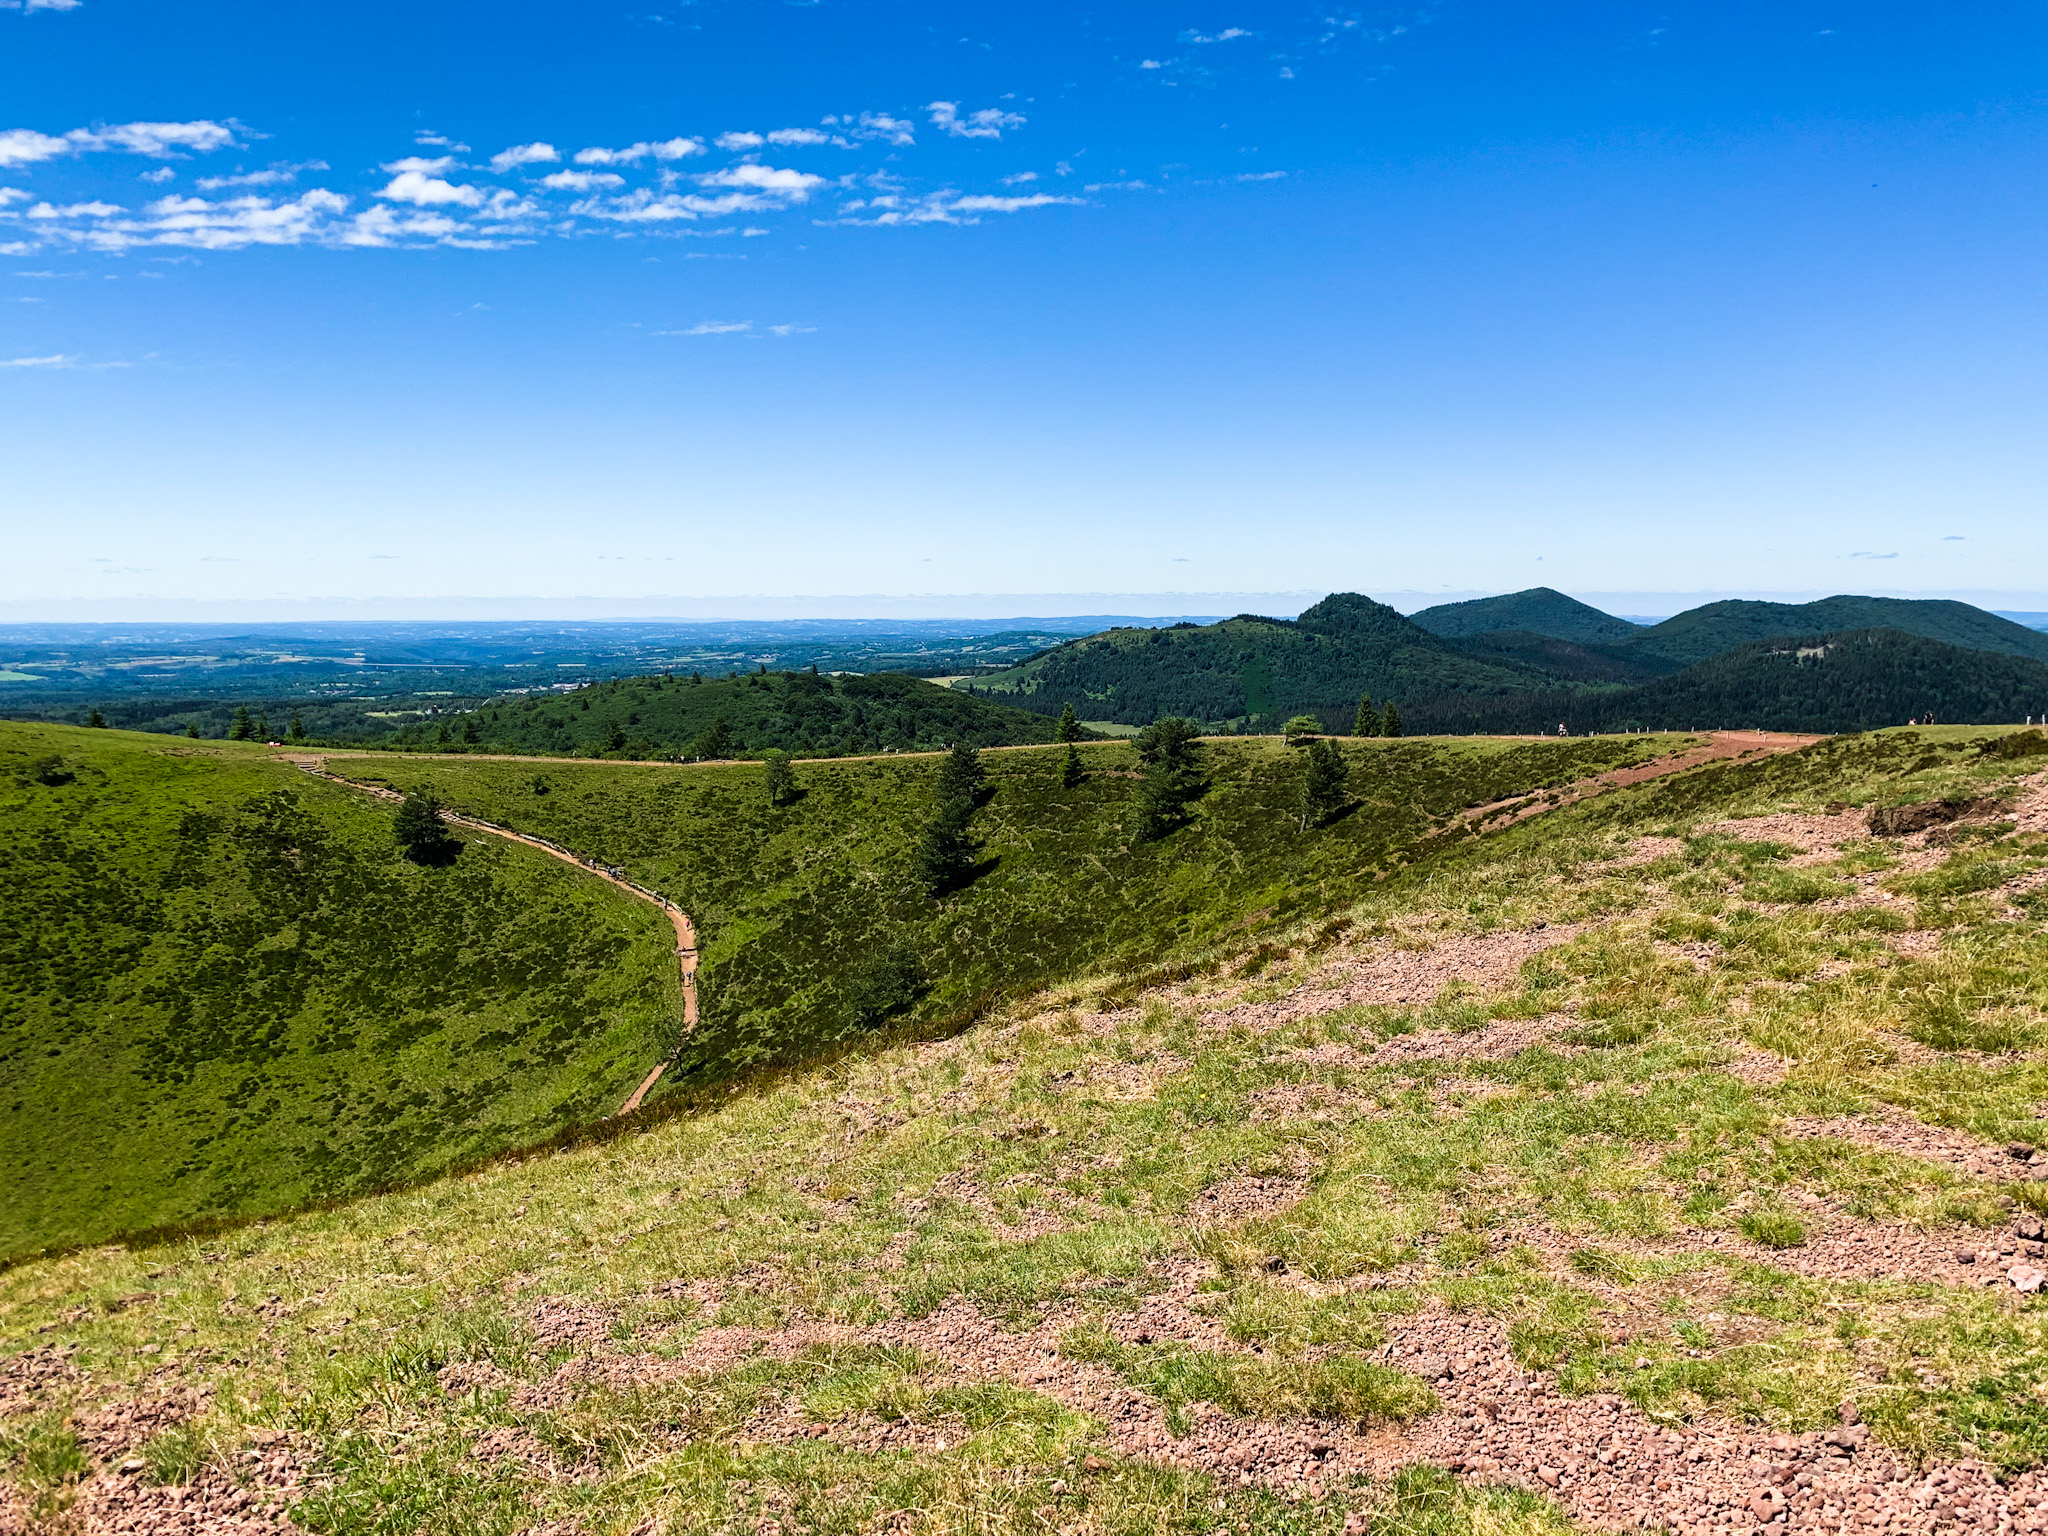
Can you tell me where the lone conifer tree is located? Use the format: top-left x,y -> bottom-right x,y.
915,792 -> 977,896
1382,701 -> 1403,738
287,712 -> 306,742
1055,703 -> 1081,744
1352,695 -> 1379,737
1060,743 -> 1084,788
762,749 -> 798,807
228,706 -> 254,741
462,715 -> 482,745
1299,737 -> 1350,829
184,720 -> 201,739
393,788 -> 454,862
86,708 -> 106,728
936,740 -> 987,806
1133,716 -> 1207,841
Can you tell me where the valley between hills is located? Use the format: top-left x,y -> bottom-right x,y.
7,705 -> 2048,1536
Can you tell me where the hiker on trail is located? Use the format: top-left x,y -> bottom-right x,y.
1557,722 -> 1568,737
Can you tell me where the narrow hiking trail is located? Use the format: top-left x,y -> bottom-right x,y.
280,755 -> 696,1115
1451,730 -> 1824,835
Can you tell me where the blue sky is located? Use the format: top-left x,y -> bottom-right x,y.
4,1 -> 2046,617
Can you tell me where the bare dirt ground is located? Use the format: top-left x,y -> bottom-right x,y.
1459,733 -> 1825,836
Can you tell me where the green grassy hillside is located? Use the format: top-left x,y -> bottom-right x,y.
1408,628 -> 2048,736
1408,586 -> 1644,644
1621,596 -> 2048,667
968,594 -> 1545,729
341,732 -> 1670,1090
13,725 -> 2048,1536
387,668 -> 1072,758
0,725 -> 681,1259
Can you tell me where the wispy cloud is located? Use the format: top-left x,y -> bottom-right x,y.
414,131 -> 469,151
1847,551 -> 1899,560
716,131 -> 764,151
196,160 -> 328,191
1180,27 -> 1249,43
829,189 -> 1080,225
927,102 -> 1025,140
654,319 -> 812,337
698,163 -> 826,198
820,112 -> 915,146
574,139 -> 702,165
0,353 -> 73,366
0,120 -> 241,168
488,142 -> 559,172
0,1 -> 84,13
539,169 -> 623,191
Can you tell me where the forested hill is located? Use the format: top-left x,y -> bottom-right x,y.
410,669 -> 1073,758
1405,628 -> 2048,736
1409,586 -> 1644,644
966,593 -> 1544,728
1621,596 -> 2048,667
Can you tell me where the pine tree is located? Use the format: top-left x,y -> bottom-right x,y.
287,713 -> 306,742
1060,743 -> 1084,788
1352,695 -> 1379,737
252,709 -> 269,741
1382,701 -> 1403,738
1299,737 -> 1350,829
462,715 -> 482,745
86,708 -> 106,728
602,723 -> 628,755
1133,716 -> 1207,841
185,720 -> 201,739
692,715 -> 734,760
936,741 -> 986,806
1055,703 -> 1081,744
1283,714 -> 1321,746
393,788 -> 454,861
228,706 -> 254,741
915,792 -> 977,895
762,749 -> 798,807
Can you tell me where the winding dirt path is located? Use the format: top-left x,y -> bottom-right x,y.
1454,730 -> 1824,834
279,755 -> 697,1116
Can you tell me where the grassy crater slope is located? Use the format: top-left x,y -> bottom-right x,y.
12,728 -> 2048,1536
341,733 -> 1669,1089
0,725 -> 681,1259
1620,596 -> 2048,667
1408,586 -> 1645,645
390,669 -> 1071,758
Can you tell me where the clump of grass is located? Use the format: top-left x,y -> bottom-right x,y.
1377,1464 -> 1574,1536
1737,1209 -> 1807,1249
1062,1324 -> 1436,1434
1566,1246 -> 1641,1284
142,1419 -> 212,1485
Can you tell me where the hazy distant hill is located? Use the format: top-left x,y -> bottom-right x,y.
1409,587 -> 1644,645
1408,628 -> 2048,736
443,668 -> 1071,758
1619,596 -> 2048,668
968,594 -> 1542,727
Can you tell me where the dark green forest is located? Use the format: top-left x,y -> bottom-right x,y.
1403,629 -> 2048,735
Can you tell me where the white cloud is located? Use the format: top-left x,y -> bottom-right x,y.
0,129 -> 71,167
699,163 -> 825,198
766,323 -> 815,335
196,160 -> 327,191
950,193 -> 1082,213
0,353 -> 74,367
78,120 -> 239,158
1,0 -> 84,12
854,112 -> 915,145
575,139 -> 704,165
139,166 -> 175,183
378,169 -> 483,207
715,131 -> 764,150
927,101 -> 1024,139
678,320 -> 751,334
1180,27 -> 1248,42
1236,170 -> 1286,181
766,128 -> 830,146
113,189 -> 350,250
0,187 -> 27,205
1139,59 -> 1165,69
488,141 -> 559,172
538,169 -> 623,191
28,199 -> 123,217
1081,180 -> 1152,193
381,155 -> 454,174
830,189 -> 1080,226
999,171 -> 1038,185
414,131 -> 470,151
